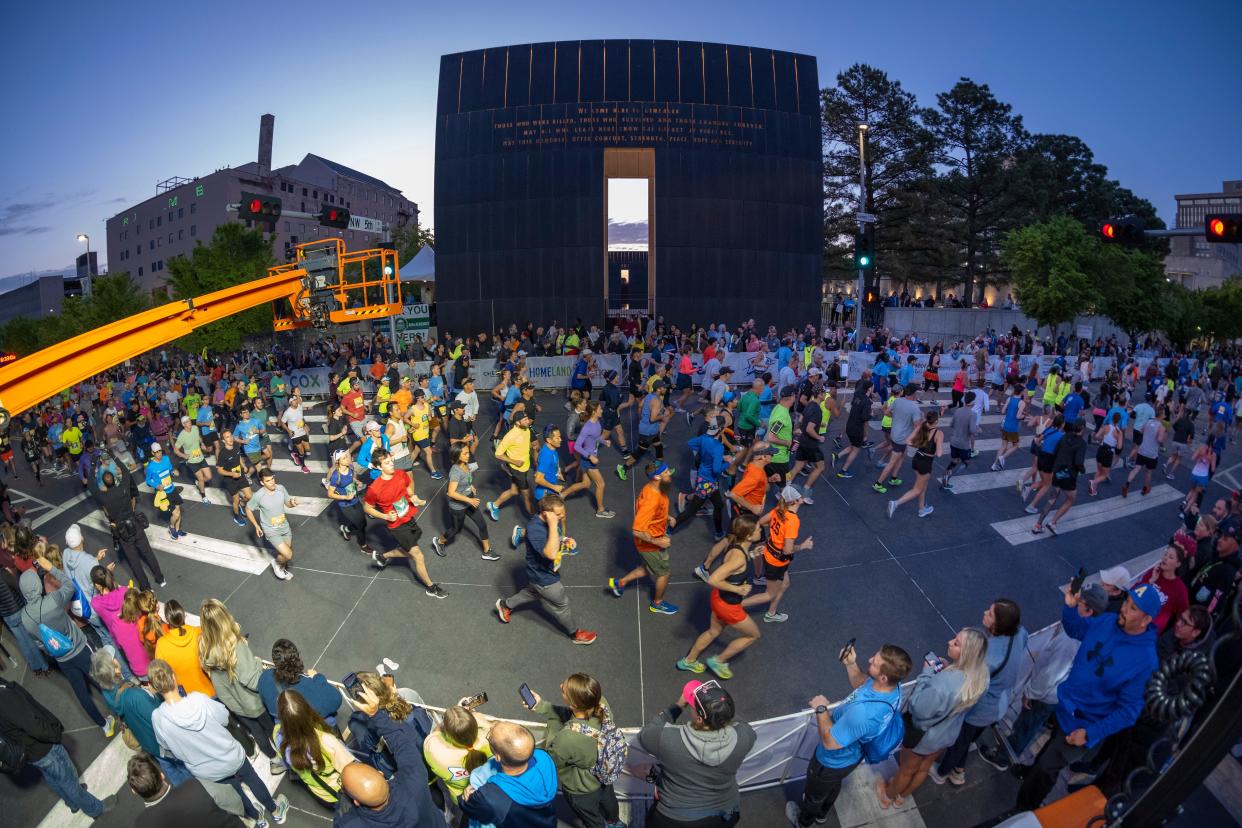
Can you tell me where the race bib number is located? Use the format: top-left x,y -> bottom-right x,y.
189,448 -> 203,462
393,497 -> 410,517
269,513 -> 287,526
343,483 -> 357,498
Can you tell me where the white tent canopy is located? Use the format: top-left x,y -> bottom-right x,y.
401,246 -> 434,282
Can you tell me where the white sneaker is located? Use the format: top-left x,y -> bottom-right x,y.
801,495 -> 814,505
270,560 -> 284,578
887,500 -> 897,519
764,611 -> 789,623
918,506 -> 935,518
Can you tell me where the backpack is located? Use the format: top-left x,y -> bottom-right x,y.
25,602 -> 74,659
566,718 -> 629,785
855,699 -> 904,765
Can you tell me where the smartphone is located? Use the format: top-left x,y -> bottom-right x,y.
342,672 -> 362,699
924,651 -> 946,673
518,683 -> 537,709
838,637 -> 856,663
461,691 -> 488,710
1069,566 -> 1088,595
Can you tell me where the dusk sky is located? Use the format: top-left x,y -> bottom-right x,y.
3,0 -> 1238,280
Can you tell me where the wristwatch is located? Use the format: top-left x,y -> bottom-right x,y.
815,704 -> 829,715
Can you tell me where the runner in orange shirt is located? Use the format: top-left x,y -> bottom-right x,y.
694,447 -> 776,582
741,485 -> 813,623
607,462 -> 679,615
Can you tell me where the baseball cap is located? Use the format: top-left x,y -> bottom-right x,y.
779,385 -> 797,399
1098,565 -> 1132,590
719,366 -> 734,375
380,376 -> 390,384
1127,582 -> 1166,619
450,400 -> 466,410
365,421 -> 381,433
65,524 -> 83,549
581,348 -> 593,356
413,389 -> 426,399
181,416 -> 191,425
604,369 -> 618,382
515,408 -> 534,422
809,367 -> 823,377
150,442 -> 162,453
752,445 -> 778,457
779,484 -> 804,503
650,380 -> 667,392
722,391 -> 736,404
681,679 -> 733,723
331,449 -> 349,463
1079,583 -> 1109,614
1172,533 -> 1197,560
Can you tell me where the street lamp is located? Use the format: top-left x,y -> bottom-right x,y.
855,123 -> 869,346
76,234 -> 92,296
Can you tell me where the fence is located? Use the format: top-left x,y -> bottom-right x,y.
883,307 -> 1132,344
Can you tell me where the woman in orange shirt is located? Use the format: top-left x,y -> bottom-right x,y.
695,448 -> 774,582
153,600 -> 215,697
741,485 -> 813,624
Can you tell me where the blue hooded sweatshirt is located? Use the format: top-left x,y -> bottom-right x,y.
1054,603 -> 1158,747
462,748 -> 557,828
687,433 -> 726,485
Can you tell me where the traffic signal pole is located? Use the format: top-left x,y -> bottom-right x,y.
855,124 -> 868,348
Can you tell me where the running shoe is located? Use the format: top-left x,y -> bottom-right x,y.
616,464 -> 628,481
970,449 -> 979,459
872,482 -> 887,494
570,629 -> 599,645
1141,485 -> 1151,496
425,584 -> 449,599
704,656 -> 733,679
801,495 -> 814,505
990,462 -> 1001,472
271,794 -> 290,824
269,757 -> 286,775
595,509 -> 616,519
997,456 -> 1006,469
763,611 -> 789,623
940,481 -> 955,492
648,600 -> 679,615
837,470 -> 855,479
431,536 -> 446,557
861,440 -> 875,449
888,477 -> 903,487
429,471 -> 443,480
875,460 -> 888,468
201,492 -> 210,504
977,745 -> 1011,772
1015,479 -> 1024,495
676,657 -> 706,673
713,531 -> 726,541
1121,482 -> 1130,497
495,599 -> 511,623
1024,505 -> 1039,514
486,501 -> 500,521
918,506 -> 935,518
339,524 -> 351,541
300,465 -> 310,474
168,527 -> 178,540
481,549 -> 501,561
694,565 -> 711,583
233,514 -> 247,528
607,577 -> 624,597
685,410 -> 694,426
371,550 -> 390,569
511,525 -> 524,548
887,500 -> 897,520
927,767 -> 948,786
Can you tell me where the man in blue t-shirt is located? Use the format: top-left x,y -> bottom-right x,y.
1061,382 -> 1085,424
494,493 -> 597,645
787,644 -> 913,827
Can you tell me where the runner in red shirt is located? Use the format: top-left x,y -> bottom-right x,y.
363,449 -> 447,599
337,378 -> 368,453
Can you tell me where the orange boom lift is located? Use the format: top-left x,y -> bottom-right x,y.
0,239 -> 401,427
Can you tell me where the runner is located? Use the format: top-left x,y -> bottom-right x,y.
616,380 -> 673,481
873,384 -> 920,495
245,468 -> 299,581
676,513 -> 762,680
888,410 -> 943,519
607,462 -> 678,615
766,386 -> 797,487
671,417 -> 733,541
1180,439 -> 1217,516
323,448 -> 372,555
233,406 -> 270,484
337,377 -> 368,454
214,429 -> 252,528
741,484 -> 813,623
991,383 -> 1027,471
280,395 -> 312,473
385,406 -> 413,473
789,386 -> 838,503
1164,406 -> 1195,479
571,402 -> 617,519
143,443 -> 184,539
172,416 -> 212,503
488,407 -> 536,521
363,449 -> 447,598
431,443 -> 494,561
1122,412 -> 1166,498
1020,413 -> 1064,503
1031,420 -> 1088,535
834,375 -> 874,480
406,389 -> 442,479
195,397 -> 219,460
939,393 -> 978,491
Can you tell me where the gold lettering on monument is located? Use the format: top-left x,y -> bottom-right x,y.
491,103 -> 766,149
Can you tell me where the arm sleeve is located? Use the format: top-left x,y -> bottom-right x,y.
637,706 -> 679,755
1061,602 -> 1090,642
370,711 -> 424,787
459,786 -> 501,824
49,567 -> 75,605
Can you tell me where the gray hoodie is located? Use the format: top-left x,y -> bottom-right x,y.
906,665 -> 968,755
151,691 -> 245,781
201,637 -> 266,719
638,705 -> 756,821
19,567 -> 87,661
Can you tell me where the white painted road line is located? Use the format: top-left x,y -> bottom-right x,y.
269,458 -> 331,474
36,731 -> 132,828
136,482 -> 332,517
78,514 -> 273,574
947,460 -> 1100,494
989,484 -> 1182,546
30,490 -> 92,529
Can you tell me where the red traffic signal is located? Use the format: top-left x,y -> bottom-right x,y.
1205,214 -> 1241,243
318,204 -> 351,229
238,191 -> 282,224
1098,217 -> 1144,246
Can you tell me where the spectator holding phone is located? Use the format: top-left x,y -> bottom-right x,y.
526,673 -> 622,828
639,680 -> 755,827
877,628 -> 988,808
786,643 -> 912,827
459,720 -> 558,828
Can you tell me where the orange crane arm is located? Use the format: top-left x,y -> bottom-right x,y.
0,268 -> 308,420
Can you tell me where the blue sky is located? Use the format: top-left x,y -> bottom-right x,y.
2,0 -> 1238,278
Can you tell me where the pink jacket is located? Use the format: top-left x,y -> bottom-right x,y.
91,586 -> 150,676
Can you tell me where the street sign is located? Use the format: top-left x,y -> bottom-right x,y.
347,214 -> 387,234
856,212 -> 876,224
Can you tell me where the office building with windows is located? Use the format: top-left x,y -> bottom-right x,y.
1164,179 -> 1242,290
105,115 -> 417,294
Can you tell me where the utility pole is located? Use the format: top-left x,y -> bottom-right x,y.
855,123 -> 869,347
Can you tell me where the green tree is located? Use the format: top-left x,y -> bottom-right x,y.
164,223 -> 275,353
389,224 -> 434,271
1158,283 -> 1202,349
924,78 -> 1028,305
820,64 -> 937,296
1093,245 -> 1167,344
0,272 -> 147,355
1002,216 -> 1099,335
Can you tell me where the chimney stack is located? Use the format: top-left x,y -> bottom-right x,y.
258,113 -> 274,175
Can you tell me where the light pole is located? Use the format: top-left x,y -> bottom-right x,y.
854,123 -> 868,347
75,234 -> 92,296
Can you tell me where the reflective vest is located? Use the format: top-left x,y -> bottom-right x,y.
817,399 -> 831,435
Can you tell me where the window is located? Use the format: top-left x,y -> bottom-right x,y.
190,203 -> 196,214
158,238 -> 162,247
168,211 -> 173,223
178,207 -> 183,219
149,219 -> 155,229
168,233 -> 173,243
301,202 -> 305,212
136,245 -> 141,255
190,225 -> 197,237
346,201 -> 350,209
157,216 -> 162,227
149,240 -> 155,251
138,267 -> 143,276
178,229 -> 184,240
302,187 -> 308,196
313,190 -> 318,199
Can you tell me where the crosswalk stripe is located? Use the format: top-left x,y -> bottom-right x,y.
989,484 -> 1182,546
270,457 -> 331,473
946,460 -> 1100,494
867,413 -> 1005,429
78,514 -> 273,574
135,482 -> 332,517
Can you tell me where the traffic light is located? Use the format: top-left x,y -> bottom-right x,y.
238,191 -> 281,224
1205,214 -> 1241,243
318,205 -> 351,229
854,225 -> 875,271
1098,217 -> 1144,246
